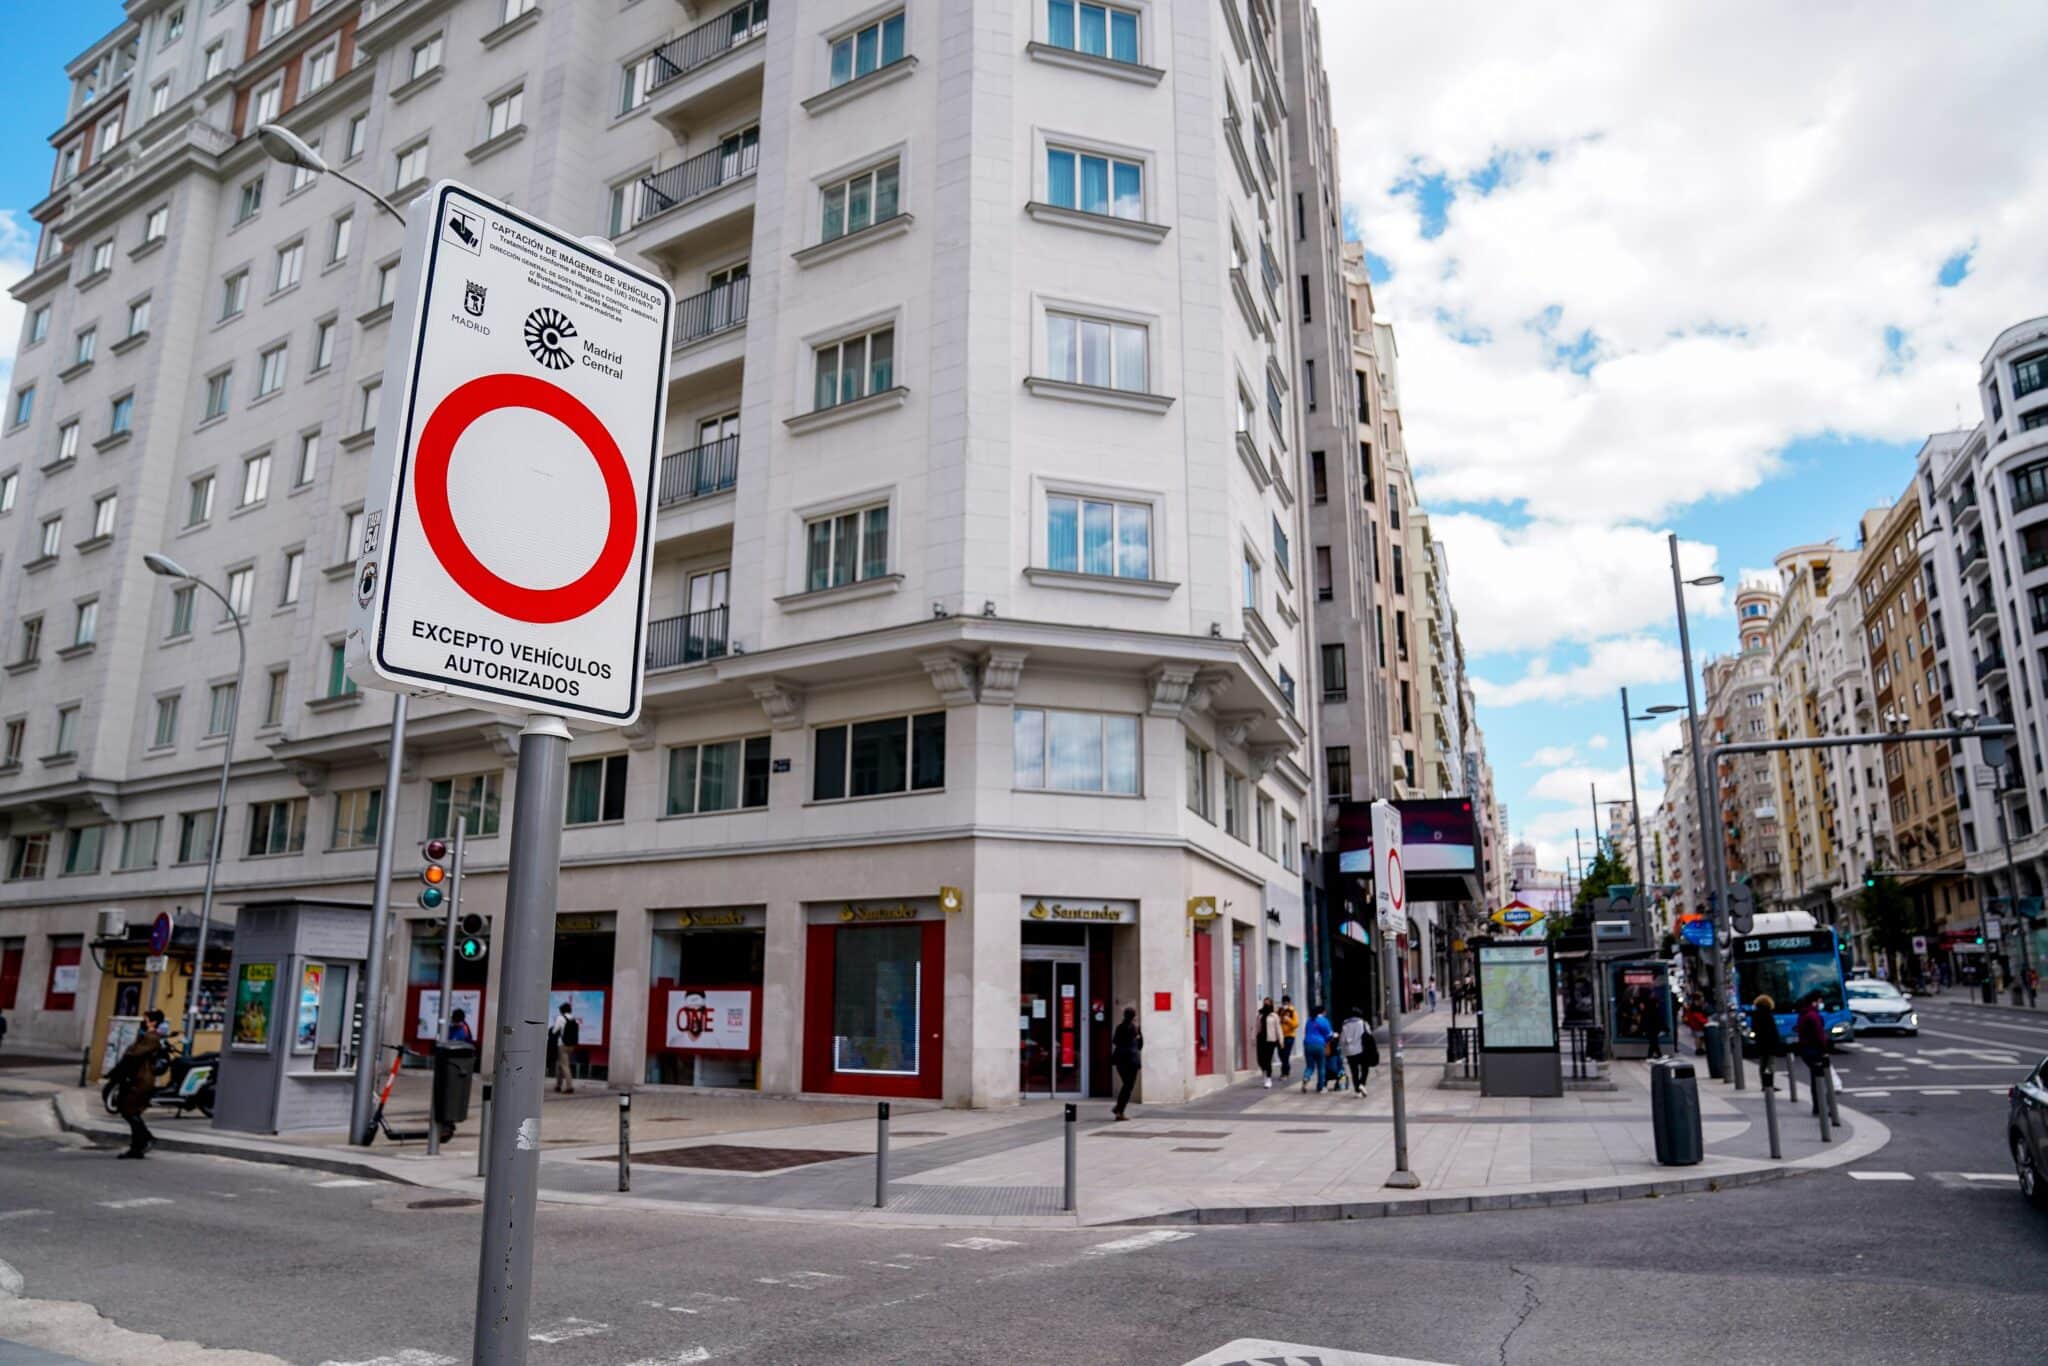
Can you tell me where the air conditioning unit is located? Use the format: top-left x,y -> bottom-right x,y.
96,907 -> 128,939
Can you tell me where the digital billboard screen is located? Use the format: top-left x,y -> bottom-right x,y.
1335,798 -> 1478,875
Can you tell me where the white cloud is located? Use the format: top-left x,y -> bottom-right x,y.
1528,744 -> 1577,766
1471,635 -> 1680,707
1585,734 -> 1609,752
0,212 -> 35,388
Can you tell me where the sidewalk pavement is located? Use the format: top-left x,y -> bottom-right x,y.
23,1008 -> 1888,1229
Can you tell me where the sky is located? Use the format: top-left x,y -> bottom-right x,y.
1314,1 -> 2048,880
5,5 -> 2044,881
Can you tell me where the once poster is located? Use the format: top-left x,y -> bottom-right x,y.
1478,944 -> 1555,1050
416,988 -> 482,1039
664,988 -> 753,1053
293,961 -> 325,1054
232,962 -> 277,1050
549,989 -> 607,1047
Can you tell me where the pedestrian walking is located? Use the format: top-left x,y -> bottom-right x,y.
1277,995 -> 1300,1079
1683,995 -> 1710,1057
1255,997 -> 1281,1088
1426,978 -> 1438,1013
1110,1006 -> 1143,1120
547,1001 -> 580,1094
111,1009 -> 166,1159
1793,991 -> 1829,1111
1340,1007 -> 1378,1097
1300,1003 -> 1334,1094
1750,993 -> 1784,1083
447,1007 -> 475,1044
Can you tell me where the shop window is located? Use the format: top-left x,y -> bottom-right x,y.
812,712 -> 944,801
44,935 -> 82,1010
566,754 -> 628,825
666,735 -> 771,815
832,923 -> 923,1074
1012,708 -> 1140,794
428,772 -> 501,839
0,938 -> 21,1009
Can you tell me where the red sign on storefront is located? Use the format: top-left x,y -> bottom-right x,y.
1153,991 -> 1172,1011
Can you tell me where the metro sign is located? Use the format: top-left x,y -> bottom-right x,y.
352,181 -> 674,723
1490,900 -> 1547,935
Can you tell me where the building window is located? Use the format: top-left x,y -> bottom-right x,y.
280,549 -> 303,605
142,207 -> 170,249
1255,792 -> 1274,857
74,327 -> 97,365
394,142 -> 429,190
55,421 -> 79,465
91,493 -> 116,539
620,53 -> 657,114
120,817 -> 161,871
328,213 -> 352,267
203,370 -> 232,420
220,270 -> 247,320
126,297 -> 150,338
821,162 -> 900,242
483,88 -> 526,143
255,346 -> 287,399
265,0 -> 293,40
1186,737 -> 1212,818
1047,493 -> 1150,578
1315,546 -> 1333,601
262,668 -> 289,727
207,679 -> 238,734
72,599 -> 97,648
331,787 -> 383,850
176,809 -> 216,864
296,431 -> 321,485
804,503 -> 889,591
164,8 -> 185,43
97,115 -> 122,156
27,306 -> 50,346
7,833 -> 49,881
187,473 -> 215,526
1281,812 -> 1298,871
342,507 -> 366,562
10,387 -> 32,427
813,326 -> 895,410
247,798 -> 308,857
429,772 -> 502,839
812,712 -> 945,801
303,42 -> 337,94
0,470 -> 12,513
345,113 -> 367,161
1278,666 -> 1295,710
1013,708 -> 1140,794
1223,770 -> 1247,841
360,378 -> 383,429
1046,147 -> 1142,220
666,736 -> 771,815
274,240 -> 303,292
15,616 -> 39,664
501,0 -> 536,21
153,694 -> 180,748
237,175 -> 265,227
1310,451 -> 1327,502
1326,745 -> 1352,796
1271,516 -> 1291,581
308,317 -> 336,374
167,584 -> 194,638
54,705 -> 79,756
203,41 -> 224,80
566,754 -> 629,825
325,640 -> 357,697
62,825 -> 105,876
2015,352 -> 2048,401
830,11 -> 906,87
1321,643 -> 1346,699
38,517 -> 61,559
1046,312 -> 1147,392
409,34 -> 444,81
1047,0 -> 1139,63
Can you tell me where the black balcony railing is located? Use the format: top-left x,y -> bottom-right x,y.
658,434 -> 739,506
1975,649 -> 2008,681
1959,538 -> 1987,573
649,0 -> 768,92
637,140 -> 759,224
675,276 -> 749,345
1968,595 -> 1997,627
647,605 -> 729,670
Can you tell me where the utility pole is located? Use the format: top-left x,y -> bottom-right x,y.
1620,687 -> 1650,890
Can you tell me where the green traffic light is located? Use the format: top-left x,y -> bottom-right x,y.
457,936 -> 486,961
420,885 -> 444,909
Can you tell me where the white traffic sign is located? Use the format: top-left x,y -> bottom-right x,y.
1372,799 -> 1405,932
353,181 -> 674,724
1911,934 -> 1928,955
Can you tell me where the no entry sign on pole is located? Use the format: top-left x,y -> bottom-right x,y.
353,181 -> 673,724
1372,799 -> 1405,933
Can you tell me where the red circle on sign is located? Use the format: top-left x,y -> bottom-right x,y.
411,373 -> 637,624
1387,849 -> 1406,912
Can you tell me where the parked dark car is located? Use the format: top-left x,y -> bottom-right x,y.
2009,1054 -> 2048,1211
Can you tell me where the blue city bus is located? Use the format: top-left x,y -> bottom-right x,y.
1734,914 -> 1854,1053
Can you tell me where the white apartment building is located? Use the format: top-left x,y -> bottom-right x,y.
1917,316 -> 2048,980
0,0 -> 1330,1111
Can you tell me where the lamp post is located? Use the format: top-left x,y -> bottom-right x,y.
145,554 -> 244,1056
1665,534 -> 1739,1086
258,122 -> 410,1141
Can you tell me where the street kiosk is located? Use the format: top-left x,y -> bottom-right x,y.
212,898 -> 372,1134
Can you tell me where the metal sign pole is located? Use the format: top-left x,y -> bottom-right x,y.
473,714 -> 571,1366
1383,933 -> 1418,1188
350,692 -> 409,1141
427,815 -> 465,1158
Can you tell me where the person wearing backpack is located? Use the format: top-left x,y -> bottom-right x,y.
1341,1007 -> 1379,1097
1299,1004 -> 1334,1093
548,1001 -> 580,1094
1255,998 -> 1282,1088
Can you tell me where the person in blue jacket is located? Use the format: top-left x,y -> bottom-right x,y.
1299,1004 -> 1335,1094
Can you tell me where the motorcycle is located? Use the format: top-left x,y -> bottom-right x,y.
101,1046 -> 217,1119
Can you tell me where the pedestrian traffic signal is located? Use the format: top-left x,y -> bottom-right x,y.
419,839 -> 450,909
1864,873 -> 1877,889
456,911 -> 488,963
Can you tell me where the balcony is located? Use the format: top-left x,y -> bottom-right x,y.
658,434 -> 739,507
674,276 -> 749,348
1958,537 -> 1989,578
1975,649 -> 2008,683
1967,594 -> 1998,630
1951,482 -> 1981,527
646,606 -> 729,671
648,1 -> 769,133
638,141 -> 758,226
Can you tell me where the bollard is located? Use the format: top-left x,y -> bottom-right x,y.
875,1101 -> 890,1209
1814,1061 -> 1832,1144
79,1047 -> 90,1089
1786,1058 -> 1797,1104
1760,1061 -> 1782,1159
476,1081 -> 492,1179
617,1091 -> 631,1193
1062,1103 -> 1078,1213
1825,1058 -> 1842,1129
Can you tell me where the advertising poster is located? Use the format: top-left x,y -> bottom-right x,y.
416,988 -> 482,1040
664,988 -> 754,1053
1478,944 -> 1556,1050
294,962 -> 326,1054
232,962 -> 277,1050
51,963 -> 80,996
549,989 -> 607,1047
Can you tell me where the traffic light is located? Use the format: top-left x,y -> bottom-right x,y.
1864,872 -> 1877,889
419,838 -> 450,909
456,911 -> 488,963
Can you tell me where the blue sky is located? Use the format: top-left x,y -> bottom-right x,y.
0,10 -> 110,211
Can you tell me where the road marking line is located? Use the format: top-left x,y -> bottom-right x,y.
96,1197 -> 172,1209
0,1209 -> 52,1222
1924,1089 -> 1961,1095
1961,1172 -> 2020,1182
944,1237 -> 1021,1251
1840,1084 -> 2006,1094
1852,1090 -> 1892,1098
529,1319 -> 609,1344
318,1352 -> 459,1366
1087,1230 -> 1197,1256
620,1352 -> 710,1366
1847,1171 -> 1914,1181
861,1260 -> 918,1270
313,1178 -> 379,1188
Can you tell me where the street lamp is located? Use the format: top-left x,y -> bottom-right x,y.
257,125 -> 409,1142
145,553 -> 244,1057
1617,689 -> 1672,890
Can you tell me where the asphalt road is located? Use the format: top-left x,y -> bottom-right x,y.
2,1001 -> 2043,1366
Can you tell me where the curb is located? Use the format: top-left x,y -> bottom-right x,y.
48,1093 -> 421,1188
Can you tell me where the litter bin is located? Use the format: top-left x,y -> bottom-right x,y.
432,1042 -> 477,1125
1702,1022 -> 1726,1079
1981,978 -> 1997,1005
1586,1025 -> 1608,1062
1650,1059 -> 1703,1166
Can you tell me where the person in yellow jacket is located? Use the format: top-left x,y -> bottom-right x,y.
1277,995 -> 1300,1080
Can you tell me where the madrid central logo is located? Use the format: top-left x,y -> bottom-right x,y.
523,307 -> 577,370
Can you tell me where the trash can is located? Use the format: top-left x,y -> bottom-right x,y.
1981,978 -> 1997,1005
1586,1025 -> 1608,1062
432,1042 -> 477,1124
1650,1059 -> 1703,1166
1702,1022 -> 1726,1079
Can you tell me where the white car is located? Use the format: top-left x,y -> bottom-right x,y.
1846,979 -> 1919,1035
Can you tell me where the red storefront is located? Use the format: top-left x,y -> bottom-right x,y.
801,899 -> 946,1099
